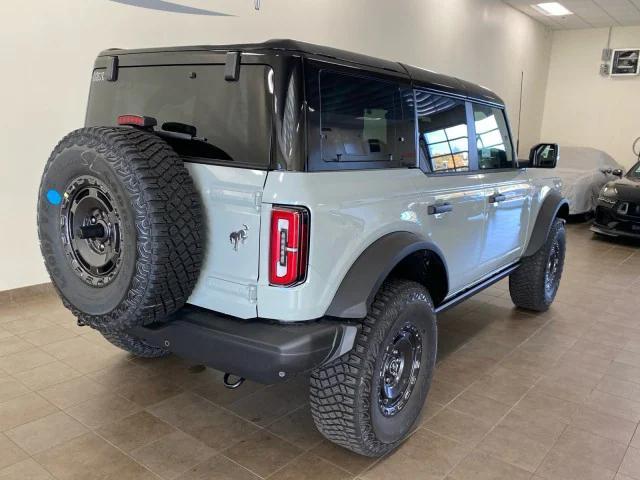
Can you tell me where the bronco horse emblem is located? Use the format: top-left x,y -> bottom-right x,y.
230,225 -> 249,251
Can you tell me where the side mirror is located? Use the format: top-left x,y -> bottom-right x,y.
612,168 -> 624,177
529,143 -> 559,168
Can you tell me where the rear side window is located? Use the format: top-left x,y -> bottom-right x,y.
307,70 -> 415,171
86,64 -> 272,170
472,104 -> 514,170
416,92 -> 469,173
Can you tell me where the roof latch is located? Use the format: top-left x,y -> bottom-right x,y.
224,52 -> 241,81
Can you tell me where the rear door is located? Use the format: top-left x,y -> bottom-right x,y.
86,62 -> 273,318
413,92 -> 487,294
471,103 -> 532,276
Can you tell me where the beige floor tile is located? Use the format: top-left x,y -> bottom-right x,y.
0,433 -> 28,470
0,393 -> 57,432
266,406 -> 324,451
176,454 -> 260,480
148,392 -> 258,451
14,361 -> 81,390
536,449 -> 616,480
533,376 -> 593,403
88,361 -> 156,389
18,326 -> 78,347
570,406 -> 637,444
310,440 -> 376,475
269,452 -> 352,480
228,380 -> 308,427
499,410 -> 567,446
131,430 -> 215,480
513,390 -> 580,424
60,350 -> 124,375
424,407 -> 493,447
552,426 -> 627,471
191,375 -> 264,406
447,450 -> 531,480
427,379 -> 466,405
0,458 -> 53,480
447,391 -> 511,426
607,362 -> 640,385
365,428 -> 470,480
478,424 -> 552,472
37,376 -> 110,409
0,336 -> 38,357
0,349 -> 57,375
116,375 -> 183,407
34,432 -> 156,480
65,392 -> 140,429
1,317 -> 57,336
224,430 -> 303,478
0,377 -> 30,404
598,375 -> 640,402
620,447 -> 640,480
6,411 -> 87,455
584,389 -> 640,422
97,410 -> 175,452
632,426 -> 640,449
41,336 -> 108,360
467,370 -> 533,405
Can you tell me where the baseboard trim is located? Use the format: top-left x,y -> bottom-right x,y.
0,282 -> 56,304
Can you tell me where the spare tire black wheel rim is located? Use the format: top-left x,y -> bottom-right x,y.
379,323 -> 422,417
545,238 -> 561,298
60,175 -> 123,287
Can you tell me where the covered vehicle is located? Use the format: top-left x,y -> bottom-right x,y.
554,147 -> 623,215
592,161 -> 640,239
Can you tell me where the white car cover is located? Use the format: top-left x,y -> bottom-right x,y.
554,147 -> 623,214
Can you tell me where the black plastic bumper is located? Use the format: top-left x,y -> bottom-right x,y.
128,306 -> 358,384
592,205 -> 640,239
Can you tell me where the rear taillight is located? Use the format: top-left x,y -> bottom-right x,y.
117,115 -> 157,128
269,206 -> 309,286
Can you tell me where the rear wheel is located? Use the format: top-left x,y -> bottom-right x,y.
37,127 -> 203,332
310,279 -> 437,457
510,218 -> 566,312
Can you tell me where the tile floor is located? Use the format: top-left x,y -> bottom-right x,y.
1,222 -> 639,480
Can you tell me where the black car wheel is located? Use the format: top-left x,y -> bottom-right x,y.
310,279 -> 437,457
38,127 -> 203,333
509,217 -> 566,312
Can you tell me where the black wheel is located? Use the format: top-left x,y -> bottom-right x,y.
101,330 -> 170,358
37,127 -> 203,331
509,218 -> 566,312
310,279 -> 437,457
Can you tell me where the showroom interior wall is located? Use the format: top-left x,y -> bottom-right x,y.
541,26 -> 640,169
0,0 -> 552,292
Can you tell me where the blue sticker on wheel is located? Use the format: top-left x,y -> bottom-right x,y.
46,189 -> 62,205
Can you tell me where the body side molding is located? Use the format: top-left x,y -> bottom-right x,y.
325,232 -> 449,319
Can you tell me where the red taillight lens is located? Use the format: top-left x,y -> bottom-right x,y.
117,115 -> 157,128
269,206 -> 309,286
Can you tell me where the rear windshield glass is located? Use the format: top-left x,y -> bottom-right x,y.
86,64 -> 272,169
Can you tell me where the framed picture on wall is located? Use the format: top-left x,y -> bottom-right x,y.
610,49 -> 640,76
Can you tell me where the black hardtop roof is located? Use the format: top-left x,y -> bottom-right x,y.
99,39 -> 504,106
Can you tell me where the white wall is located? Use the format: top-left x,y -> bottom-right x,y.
541,26 -> 640,169
0,0 -> 552,291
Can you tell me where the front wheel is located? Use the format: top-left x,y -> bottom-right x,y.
510,218 -> 566,312
310,279 -> 437,457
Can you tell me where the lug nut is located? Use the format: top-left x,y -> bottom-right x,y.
90,217 -> 96,224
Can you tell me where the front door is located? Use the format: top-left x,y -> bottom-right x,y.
413,92 -> 487,295
471,103 -> 532,277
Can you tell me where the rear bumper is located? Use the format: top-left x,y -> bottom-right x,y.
128,306 -> 358,384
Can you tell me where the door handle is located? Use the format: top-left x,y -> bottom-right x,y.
428,203 -> 453,215
489,193 -> 507,204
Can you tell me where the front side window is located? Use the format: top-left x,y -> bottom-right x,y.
416,92 -> 469,173
628,162 -> 640,178
472,104 -> 514,170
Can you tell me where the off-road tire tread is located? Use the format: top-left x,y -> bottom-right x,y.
309,279 -> 435,457
509,218 -> 565,312
38,127 -> 203,331
101,330 -> 170,358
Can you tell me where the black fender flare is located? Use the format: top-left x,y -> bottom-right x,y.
325,232 -> 449,319
523,190 -> 569,257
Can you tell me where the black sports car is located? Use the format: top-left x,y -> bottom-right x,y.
592,161 -> 640,239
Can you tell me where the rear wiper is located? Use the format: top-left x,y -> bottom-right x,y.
158,122 -> 207,142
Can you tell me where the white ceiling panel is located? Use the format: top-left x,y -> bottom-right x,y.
504,0 -> 640,28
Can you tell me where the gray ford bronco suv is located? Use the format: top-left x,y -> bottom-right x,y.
37,40 -> 568,457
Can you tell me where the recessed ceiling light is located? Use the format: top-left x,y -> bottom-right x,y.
532,2 -> 573,16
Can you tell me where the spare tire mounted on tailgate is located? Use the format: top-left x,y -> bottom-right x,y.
37,127 -> 203,332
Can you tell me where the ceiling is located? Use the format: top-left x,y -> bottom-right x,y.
505,0 -> 640,28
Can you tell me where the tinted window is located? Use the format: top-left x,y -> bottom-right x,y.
319,72 -> 409,166
629,162 -> 640,178
416,92 -> 469,173
86,65 -> 272,169
472,104 -> 514,170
